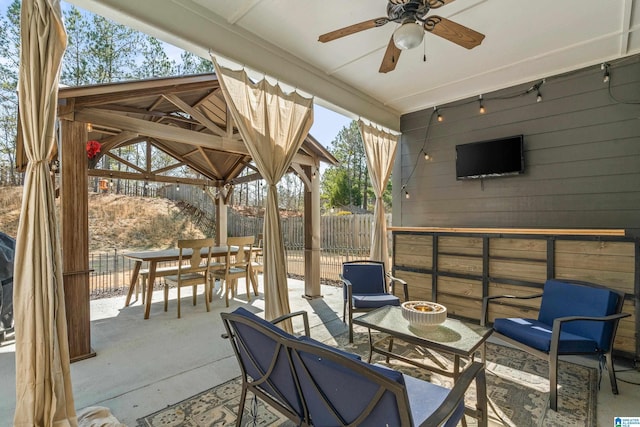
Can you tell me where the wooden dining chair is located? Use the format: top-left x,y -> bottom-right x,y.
163,238 -> 214,318
249,235 -> 263,295
210,236 -> 254,307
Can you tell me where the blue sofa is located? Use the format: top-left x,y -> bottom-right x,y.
221,307 -> 488,426
482,279 -> 629,411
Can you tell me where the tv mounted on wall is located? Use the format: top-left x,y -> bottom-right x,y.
455,135 -> 524,180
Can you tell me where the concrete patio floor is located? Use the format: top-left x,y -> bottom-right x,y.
0,277 -> 638,426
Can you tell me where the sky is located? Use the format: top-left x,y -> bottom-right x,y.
0,0 -> 353,150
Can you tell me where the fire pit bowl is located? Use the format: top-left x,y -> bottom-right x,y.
401,301 -> 447,329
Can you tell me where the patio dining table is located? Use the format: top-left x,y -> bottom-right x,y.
123,246 -> 240,319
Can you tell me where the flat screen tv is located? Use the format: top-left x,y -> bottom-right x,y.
455,135 -> 524,180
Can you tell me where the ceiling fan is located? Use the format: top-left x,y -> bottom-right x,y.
318,0 -> 485,73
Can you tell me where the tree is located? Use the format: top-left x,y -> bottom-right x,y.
0,1 -> 20,185
86,14 -> 141,83
137,35 -> 175,78
62,6 -> 92,85
177,51 -> 214,75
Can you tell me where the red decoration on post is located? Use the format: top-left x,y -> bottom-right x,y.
86,140 -> 101,159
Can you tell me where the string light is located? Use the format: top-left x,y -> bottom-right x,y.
176,182 -> 180,192
398,60 -> 637,204
602,63 -> 610,83
86,123 -> 92,132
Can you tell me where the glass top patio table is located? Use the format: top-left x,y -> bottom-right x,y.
352,305 -> 493,357
353,305 -> 492,423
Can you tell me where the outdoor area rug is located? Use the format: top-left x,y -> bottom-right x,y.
136,334 -> 597,427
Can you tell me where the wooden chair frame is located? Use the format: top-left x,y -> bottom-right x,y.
163,238 -> 214,318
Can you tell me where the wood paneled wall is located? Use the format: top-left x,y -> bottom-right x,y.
392,57 -> 640,236
392,229 -> 639,359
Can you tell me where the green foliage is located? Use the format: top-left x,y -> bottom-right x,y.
321,120 -> 392,212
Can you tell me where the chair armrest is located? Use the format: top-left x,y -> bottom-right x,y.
387,273 -> 409,301
549,312 -> 631,356
421,361 -> 487,427
271,310 -> 310,337
481,293 -> 543,326
341,276 -> 353,301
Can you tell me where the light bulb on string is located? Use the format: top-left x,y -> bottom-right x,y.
176,182 -> 180,192
434,106 -> 443,122
423,150 -> 431,161
602,63 -> 610,83
536,89 -> 543,103
478,95 -> 485,114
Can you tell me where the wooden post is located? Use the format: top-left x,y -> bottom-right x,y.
215,188 -> 228,246
303,164 -> 321,298
60,120 -> 94,361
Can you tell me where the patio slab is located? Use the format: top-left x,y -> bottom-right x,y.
0,277 -> 638,426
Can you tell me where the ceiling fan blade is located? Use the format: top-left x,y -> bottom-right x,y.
318,17 -> 389,43
379,36 -> 402,73
427,0 -> 457,8
424,16 -> 485,49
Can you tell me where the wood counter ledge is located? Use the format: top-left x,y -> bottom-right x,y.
388,227 -> 627,236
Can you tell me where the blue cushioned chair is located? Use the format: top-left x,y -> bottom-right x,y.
341,260 -> 409,343
222,307 -> 488,427
482,279 -> 629,411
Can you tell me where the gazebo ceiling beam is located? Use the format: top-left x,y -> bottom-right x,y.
99,131 -> 139,153
149,138 -> 219,181
196,146 -> 223,177
88,169 -> 218,187
153,162 -> 185,175
103,152 -> 146,174
101,104 -> 168,118
76,108 -> 317,166
162,93 -> 226,137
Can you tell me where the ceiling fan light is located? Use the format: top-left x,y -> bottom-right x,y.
393,22 -> 424,50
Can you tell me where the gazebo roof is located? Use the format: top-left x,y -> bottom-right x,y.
24,73 -> 337,187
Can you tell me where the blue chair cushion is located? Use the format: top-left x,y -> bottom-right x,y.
404,373 -> 464,427
297,335 -> 362,360
494,317 -> 599,354
538,280 -> 619,350
293,352 -> 406,426
230,307 -> 302,416
343,262 -> 386,295
352,293 -> 400,309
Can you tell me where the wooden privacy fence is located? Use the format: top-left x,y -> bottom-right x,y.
88,212 -> 391,297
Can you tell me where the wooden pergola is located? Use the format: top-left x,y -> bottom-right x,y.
19,73 -> 338,361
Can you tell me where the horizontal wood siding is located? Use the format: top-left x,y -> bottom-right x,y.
392,230 -> 638,358
393,57 -> 640,236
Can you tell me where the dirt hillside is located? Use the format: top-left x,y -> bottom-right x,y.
0,187 -> 204,252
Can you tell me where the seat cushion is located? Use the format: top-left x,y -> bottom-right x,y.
538,279 -> 619,350
404,373 -> 464,427
494,318 -> 599,354
352,293 -> 400,309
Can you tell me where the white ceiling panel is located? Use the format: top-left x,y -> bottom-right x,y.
68,0 -> 640,131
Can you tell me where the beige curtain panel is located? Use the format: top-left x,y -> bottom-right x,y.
212,58 -> 314,332
14,0 -> 77,426
358,120 -> 398,274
